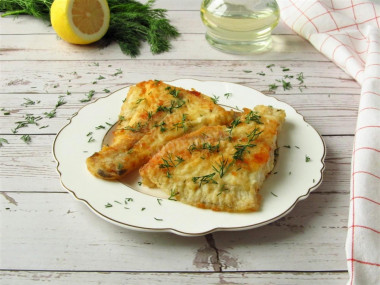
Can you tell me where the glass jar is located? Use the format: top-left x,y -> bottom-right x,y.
201,0 -> 280,54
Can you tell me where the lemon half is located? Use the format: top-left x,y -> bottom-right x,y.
50,0 -> 110,45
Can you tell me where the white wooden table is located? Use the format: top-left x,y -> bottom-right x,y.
1,1 -> 355,283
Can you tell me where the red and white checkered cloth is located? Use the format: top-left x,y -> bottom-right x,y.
277,0 -> 380,284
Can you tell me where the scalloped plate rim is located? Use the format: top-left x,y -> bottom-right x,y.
53,79 -> 326,236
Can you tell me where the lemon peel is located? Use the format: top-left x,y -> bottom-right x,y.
50,0 -> 110,45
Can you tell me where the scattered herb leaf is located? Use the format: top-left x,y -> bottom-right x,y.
168,189 -> 179,201
192,172 -> 218,186
20,134 -> 31,143
211,95 -> 219,104
80,90 -> 95,103
0,138 -> 9,147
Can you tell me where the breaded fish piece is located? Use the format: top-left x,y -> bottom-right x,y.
86,80 -> 235,180
139,105 -> 286,212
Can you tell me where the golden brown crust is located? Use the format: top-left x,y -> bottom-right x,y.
139,105 -> 286,212
86,80 -> 235,180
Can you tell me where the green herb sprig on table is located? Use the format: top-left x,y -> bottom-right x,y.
0,0 -> 179,57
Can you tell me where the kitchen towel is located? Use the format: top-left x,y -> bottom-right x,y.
277,0 -> 380,284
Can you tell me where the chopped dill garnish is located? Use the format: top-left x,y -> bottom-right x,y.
20,134 -> 31,143
113,68 -> 123,76
0,138 -> 9,147
269,83 -> 278,91
188,142 -> 197,153
212,156 -> 230,178
233,143 -> 255,161
80,90 -> 95,103
156,99 -> 185,113
192,173 -> 218,186
226,117 -> 241,136
44,109 -> 56,118
154,121 -> 167,132
173,114 -> 187,131
159,153 -> 183,170
245,111 -> 262,124
217,184 -> 229,196
125,197 -> 134,204
296,72 -> 305,84
247,128 -> 262,142
168,189 -> 179,201
281,79 -> 292,91
211,95 -> 219,104
169,88 -> 180,98
202,141 -> 220,153
21,98 -> 40,107
135,98 -> 146,104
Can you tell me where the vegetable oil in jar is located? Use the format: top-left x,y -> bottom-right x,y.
201,0 -> 280,54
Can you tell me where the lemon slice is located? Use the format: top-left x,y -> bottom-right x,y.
50,0 -> 110,45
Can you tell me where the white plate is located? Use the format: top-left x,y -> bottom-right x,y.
53,79 -> 326,236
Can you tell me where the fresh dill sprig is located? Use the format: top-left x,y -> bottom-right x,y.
100,0 -> 180,57
1,0 -> 179,57
0,0 -> 52,20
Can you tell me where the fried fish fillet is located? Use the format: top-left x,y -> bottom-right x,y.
86,80 -> 235,180
139,105 -> 286,212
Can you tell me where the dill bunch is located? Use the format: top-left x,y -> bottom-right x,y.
0,0 -> 179,57
0,0 -> 53,20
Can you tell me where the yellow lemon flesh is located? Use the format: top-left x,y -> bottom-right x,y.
50,0 -> 110,45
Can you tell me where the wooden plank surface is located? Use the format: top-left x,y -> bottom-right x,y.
0,271 -> 348,284
1,191 -> 348,271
